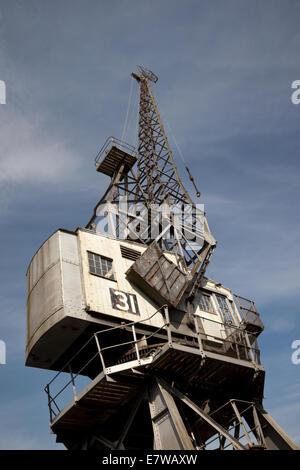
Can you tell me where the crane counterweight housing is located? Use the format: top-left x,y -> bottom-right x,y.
26,67 -> 298,451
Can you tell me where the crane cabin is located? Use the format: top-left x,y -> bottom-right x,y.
26,226 -> 262,373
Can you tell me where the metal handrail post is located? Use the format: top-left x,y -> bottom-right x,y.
45,384 -> 53,423
244,331 -> 256,365
131,325 -> 140,361
164,305 -> 172,345
94,334 -> 106,371
68,364 -> 77,402
193,314 -> 204,355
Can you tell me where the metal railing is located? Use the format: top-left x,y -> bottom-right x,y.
199,399 -> 266,450
95,136 -> 136,167
234,294 -> 264,331
44,305 -> 261,423
45,304 -> 169,422
195,315 -> 261,365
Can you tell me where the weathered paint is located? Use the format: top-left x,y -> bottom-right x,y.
26,227 -> 243,371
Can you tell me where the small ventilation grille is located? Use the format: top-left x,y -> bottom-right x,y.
120,245 -> 141,261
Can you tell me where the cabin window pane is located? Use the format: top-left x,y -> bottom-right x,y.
88,252 -> 115,280
199,293 -> 214,313
215,294 -> 234,324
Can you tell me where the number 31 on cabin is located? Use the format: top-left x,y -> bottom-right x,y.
110,288 -> 140,315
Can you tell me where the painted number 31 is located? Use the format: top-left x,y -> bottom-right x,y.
110,288 -> 140,315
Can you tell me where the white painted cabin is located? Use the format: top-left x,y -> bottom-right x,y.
26,228 -> 256,371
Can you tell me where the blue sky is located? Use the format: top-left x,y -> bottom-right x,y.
0,0 -> 299,449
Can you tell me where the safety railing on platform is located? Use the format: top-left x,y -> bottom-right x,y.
193,314 -> 261,365
44,305 -> 261,423
234,294 -> 264,332
44,304 -> 169,422
95,136 -> 136,167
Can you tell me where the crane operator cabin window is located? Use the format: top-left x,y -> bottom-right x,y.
198,292 -> 215,313
215,294 -> 236,325
87,252 -> 115,280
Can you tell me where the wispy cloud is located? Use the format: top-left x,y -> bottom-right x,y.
0,109 -> 82,185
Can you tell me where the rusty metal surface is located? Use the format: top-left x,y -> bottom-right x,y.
234,294 -> 264,334
127,242 -> 190,307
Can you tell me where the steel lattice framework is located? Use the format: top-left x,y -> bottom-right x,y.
87,66 -> 216,292
135,67 -> 192,207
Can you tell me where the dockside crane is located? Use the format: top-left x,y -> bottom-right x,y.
26,67 -> 298,450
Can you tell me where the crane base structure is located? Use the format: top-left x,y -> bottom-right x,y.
45,315 -> 298,451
